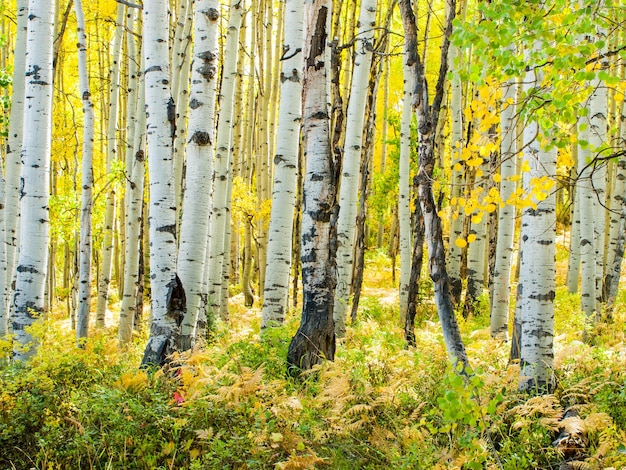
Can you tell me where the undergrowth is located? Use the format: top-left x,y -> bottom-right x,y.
1,260 -> 625,469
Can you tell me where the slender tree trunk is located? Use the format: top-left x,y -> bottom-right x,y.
1,0 -> 28,336
333,0 -> 377,338
141,0 -> 186,367
261,0 -> 304,329
207,0 -> 243,322
447,40 -> 464,306
119,26 -> 145,345
405,203 -> 425,346
75,0 -> 95,344
490,78 -> 517,340
12,0 -> 56,361
398,63 -> 413,326
287,0 -> 337,373
96,5 -> 125,328
177,0 -> 220,350
566,146 -> 581,294
399,0 -> 468,370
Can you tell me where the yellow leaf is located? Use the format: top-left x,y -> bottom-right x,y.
467,233 -> 477,243
455,238 -> 467,248
270,432 -> 284,443
493,174 -> 502,183
520,160 -> 531,172
453,162 -> 463,172
471,214 -> 483,224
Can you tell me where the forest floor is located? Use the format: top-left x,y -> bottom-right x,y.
1,239 -> 626,469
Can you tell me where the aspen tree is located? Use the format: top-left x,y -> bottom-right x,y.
119,10 -> 145,346
207,0 -> 243,322
261,0 -> 304,328
287,0 -> 337,372
1,0 -> 27,336
172,0 -> 193,224
399,0 -> 468,369
141,0 -> 185,367
75,0 -> 95,344
178,0 -> 220,350
490,78 -> 517,340
96,5 -> 125,328
518,48 -> 556,393
398,65 -> 413,325
12,0 -> 56,360
447,38 -> 464,305
333,0 -> 377,338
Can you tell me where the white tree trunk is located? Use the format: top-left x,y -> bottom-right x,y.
178,0 -> 220,349
75,0 -> 95,344
96,4 -> 125,328
578,121 -> 597,316
261,0 -> 304,328
490,78 -> 517,340
141,0 -> 184,367
207,0 -> 243,321
446,41 -> 464,304
519,59 -> 556,393
588,78 -> 608,314
566,149 -> 581,294
119,10 -> 145,346
333,0 -> 377,337
605,100 -> 626,306
12,0 -> 56,361
398,64 -> 413,325
171,0 -> 193,222
1,0 -> 28,336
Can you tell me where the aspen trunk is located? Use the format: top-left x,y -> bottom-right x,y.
75,0 -> 95,344
261,0 -> 304,328
141,0 -> 185,367
287,0 -> 337,373
177,0 -> 220,350
12,0 -> 56,361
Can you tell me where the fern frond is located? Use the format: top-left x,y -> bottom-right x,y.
343,403 -> 373,418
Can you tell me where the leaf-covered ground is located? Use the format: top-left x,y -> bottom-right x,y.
1,248 -> 625,469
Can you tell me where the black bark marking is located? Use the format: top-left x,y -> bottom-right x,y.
190,130 -> 212,146
189,98 -> 202,109
145,65 -> 162,73
307,6 -> 328,70
157,224 -> 177,236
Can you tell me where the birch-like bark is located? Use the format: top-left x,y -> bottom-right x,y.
178,0 -> 219,350
605,100 -> 626,310
1,0 -> 28,336
578,121 -> 597,317
518,56 -> 556,393
171,0 -> 193,222
566,148 -> 581,294
75,0 -> 95,344
96,4 -> 125,328
261,0 -> 304,328
12,0 -> 55,361
287,0 -> 337,372
587,75 -> 608,315
398,64 -> 413,325
490,79 -> 517,340
207,0 -> 243,321
141,0 -> 185,367
119,11 -> 145,346
333,0 -> 377,337
447,41 -> 464,305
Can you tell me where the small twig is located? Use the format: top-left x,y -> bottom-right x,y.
116,0 -> 143,9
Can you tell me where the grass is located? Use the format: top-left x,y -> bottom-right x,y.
1,250 -> 625,469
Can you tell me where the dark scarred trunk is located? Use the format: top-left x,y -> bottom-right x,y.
405,203 -> 425,346
287,0 -> 337,374
399,0 -> 468,370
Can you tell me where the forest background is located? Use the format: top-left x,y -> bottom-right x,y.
0,0 -> 625,468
